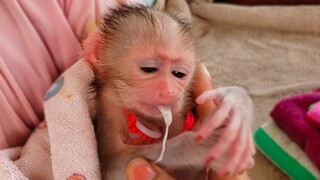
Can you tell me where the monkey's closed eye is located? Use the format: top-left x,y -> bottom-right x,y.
172,71 -> 186,78
140,67 -> 158,73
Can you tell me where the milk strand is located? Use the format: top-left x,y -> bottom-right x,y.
154,106 -> 172,163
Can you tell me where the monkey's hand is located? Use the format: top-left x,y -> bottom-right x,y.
195,86 -> 255,177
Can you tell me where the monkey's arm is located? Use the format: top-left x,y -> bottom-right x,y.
96,107 -> 221,179
122,132 -> 250,180
99,131 -> 222,179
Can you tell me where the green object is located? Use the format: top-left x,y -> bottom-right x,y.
254,121 -> 319,180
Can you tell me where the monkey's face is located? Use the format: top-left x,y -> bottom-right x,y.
96,7 -> 195,120
117,40 -> 195,119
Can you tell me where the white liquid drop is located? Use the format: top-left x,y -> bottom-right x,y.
154,106 -> 172,163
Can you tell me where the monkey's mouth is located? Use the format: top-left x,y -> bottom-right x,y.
137,102 -> 165,117
130,110 -> 166,138
128,102 -> 168,130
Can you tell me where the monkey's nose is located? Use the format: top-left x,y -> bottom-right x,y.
158,90 -> 179,106
160,91 -> 174,97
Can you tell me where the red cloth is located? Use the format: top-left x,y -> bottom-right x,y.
126,111 -> 195,145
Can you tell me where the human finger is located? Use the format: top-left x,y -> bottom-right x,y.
126,157 -> 174,180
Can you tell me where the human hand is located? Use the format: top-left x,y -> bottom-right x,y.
195,86 -> 255,176
126,157 -> 174,180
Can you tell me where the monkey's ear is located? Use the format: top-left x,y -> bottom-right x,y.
83,30 -> 101,70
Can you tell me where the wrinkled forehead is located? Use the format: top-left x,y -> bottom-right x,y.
124,12 -> 194,61
99,7 -> 195,64
153,13 -> 192,49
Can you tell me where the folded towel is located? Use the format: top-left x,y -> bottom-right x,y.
254,121 -> 320,180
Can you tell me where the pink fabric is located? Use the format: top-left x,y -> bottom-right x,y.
0,0 -> 104,149
270,87 -> 320,170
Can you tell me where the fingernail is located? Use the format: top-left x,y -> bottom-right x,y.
37,122 -> 47,129
127,158 -> 156,180
134,164 -> 156,180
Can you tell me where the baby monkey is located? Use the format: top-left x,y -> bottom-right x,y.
87,5 -> 253,180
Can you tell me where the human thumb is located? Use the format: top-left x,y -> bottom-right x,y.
126,157 -> 174,180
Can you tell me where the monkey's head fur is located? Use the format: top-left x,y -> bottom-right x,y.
95,5 -> 196,120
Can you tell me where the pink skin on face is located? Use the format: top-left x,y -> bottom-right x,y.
122,41 -> 194,117
130,57 -> 191,117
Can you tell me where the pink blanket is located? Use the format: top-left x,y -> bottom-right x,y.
270,88 -> 320,171
0,60 -> 101,179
